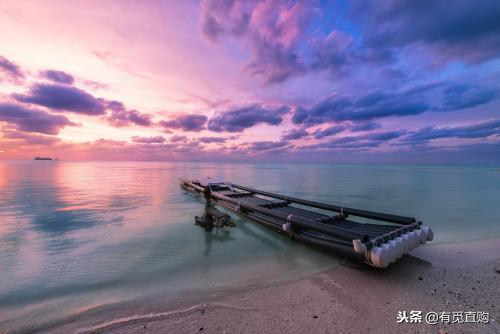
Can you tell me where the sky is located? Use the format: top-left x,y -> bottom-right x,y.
0,0 -> 499,163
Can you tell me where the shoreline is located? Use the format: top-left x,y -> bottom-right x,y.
35,237 -> 500,334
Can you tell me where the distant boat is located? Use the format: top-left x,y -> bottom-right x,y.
34,157 -> 53,160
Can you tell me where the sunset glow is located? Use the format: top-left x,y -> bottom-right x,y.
1,0 -> 499,163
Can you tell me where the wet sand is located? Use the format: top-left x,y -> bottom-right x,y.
42,238 -> 500,334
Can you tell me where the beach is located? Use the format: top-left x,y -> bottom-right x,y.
41,237 -> 500,334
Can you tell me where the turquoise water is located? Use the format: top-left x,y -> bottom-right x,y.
1,161 -> 499,332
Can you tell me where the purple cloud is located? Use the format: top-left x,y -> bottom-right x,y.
1,129 -> 60,145
293,90 -> 429,126
439,84 -> 498,111
281,128 -> 309,140
105,100 -> 152,127
365,130 -> 407,141
313,125 -> 345,139
169,135 -> 188,142
405,119 -> 500,143
200,0 -> 316,83
292,81 -> 499,127
197,136 -> 227,143
0,102 -> 76,135
311,30 -> 396,77
41,70 -> 75,85
159,114 -> 207,132
208,104 -> 289,132
350,122 -> 381,132
0,55 -> 24,80
2,58 -> 149,128
14,83 -> 105,115
360,0 -> 500,64
248,140 -> 290,153
131,135 -> 166,144
302,130 -> 406,151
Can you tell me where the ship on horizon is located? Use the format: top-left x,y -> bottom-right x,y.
34,156 -> 54,161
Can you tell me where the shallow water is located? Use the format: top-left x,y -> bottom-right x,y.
1,161 -> 499,332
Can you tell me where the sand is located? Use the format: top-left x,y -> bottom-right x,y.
43,237 -> 500,334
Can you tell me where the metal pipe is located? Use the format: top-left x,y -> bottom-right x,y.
182,179 -> 367,242
230,183 -> 416,225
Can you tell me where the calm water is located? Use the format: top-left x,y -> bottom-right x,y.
1,161 -> 499,332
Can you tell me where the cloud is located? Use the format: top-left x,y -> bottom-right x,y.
14,85 -> 153,127
0,103 -> 77,135
281,128 -> 309,140
41,70 -> 75,85
365,130 -> 406,141
200,0 -> 316,83
13,83 -> 106,115
0,55 -> 24,80
293,89 -> 429,126
1,129 -> 61,146
248,140 -> 290,153
440,83 -> 498,111
105,100 -> 152,127
313,125 -> 345,139
292,82 -> 500,126
131,135 -> 166,144
350,122 -> 381,132
169,135 -> 188,142
159,114 -> 207,132
197,136 -> 228,143
311,30 -> 396,77
405,119 -> 500,143
360,0 -> 500,64
302,130 -> 406,151
0,57 -> 148,128
208,104 -> 289,132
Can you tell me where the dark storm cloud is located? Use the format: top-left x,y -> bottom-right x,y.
13,83 -> 106,115
0,103 -> 76,135
159,114 -> 208,132
208,104 -> 289,132
41,70 -> 75,85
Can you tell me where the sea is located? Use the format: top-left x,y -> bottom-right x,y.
1,161 -> 499,332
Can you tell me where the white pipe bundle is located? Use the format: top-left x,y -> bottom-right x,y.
368,225 -> 434,268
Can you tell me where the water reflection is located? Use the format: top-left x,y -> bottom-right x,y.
203,230 -> 235,257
